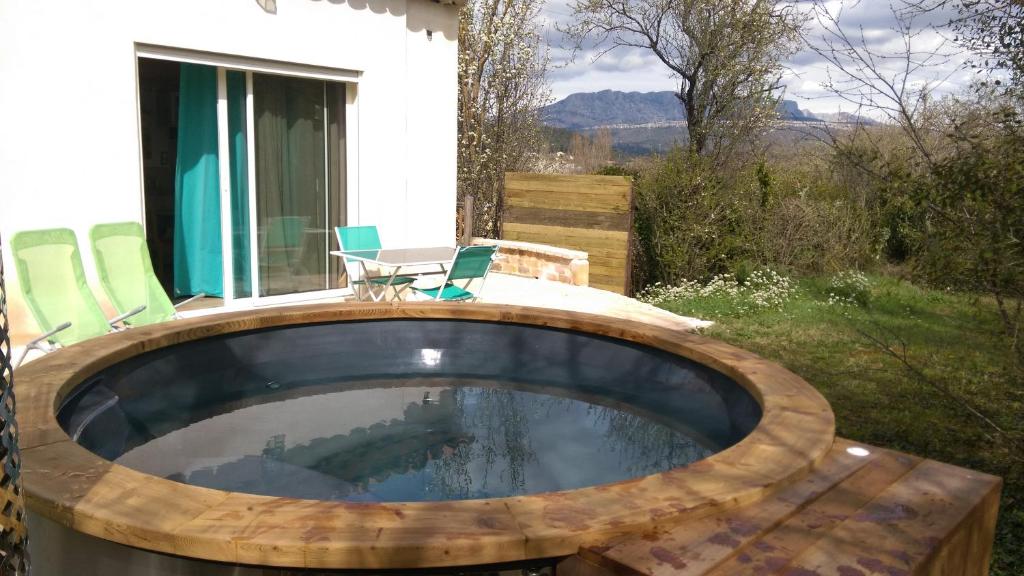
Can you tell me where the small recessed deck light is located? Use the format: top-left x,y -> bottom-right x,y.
846,446 -> 871,457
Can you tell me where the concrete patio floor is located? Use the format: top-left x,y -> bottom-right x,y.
11,273 -> 710,366
476,273 -> 711,332
169,273 -> 712,332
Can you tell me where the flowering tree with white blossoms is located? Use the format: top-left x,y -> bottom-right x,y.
459,0 -> 550,237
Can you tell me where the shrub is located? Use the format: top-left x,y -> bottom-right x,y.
632,149 -> 746,287
826,270 -> 872,307
916,104 -> 1024,360
637,268 -> 797,314
630,146 -> 883,291
595,164 -> 639,178
749,195 -> 878,274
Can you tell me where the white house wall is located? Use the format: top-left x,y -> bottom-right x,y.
0,0 -> 459,343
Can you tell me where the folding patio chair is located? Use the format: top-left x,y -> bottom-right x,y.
10,228 -> 145,367
334,225 -> 416,301
412,245 -> 497,302
90,222 -> 203,327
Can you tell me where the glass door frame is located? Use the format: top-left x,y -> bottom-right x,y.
134,44 -> 361,308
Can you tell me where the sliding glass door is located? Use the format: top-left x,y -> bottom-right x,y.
252,75 -> 346,297
139,56 -> 349,304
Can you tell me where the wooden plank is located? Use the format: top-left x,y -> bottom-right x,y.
784,459 -> 1002,576
917,481 -> 1001,576
580,246 -> 632,260
591,282 -> 627,294
23,440 -> 232,559
505,181 -> 630,198
179,493 -> 527,568
505,189 -> 630,214
505,175 -> 630,195
705,447 -> 921,575
589,273 -> 628,288
504,206 -> 631,232
503,223 -> 630,250
580,440 -> 895,576
462,195 -> 474,245
588,273 -> 628,287
587,262 -> 628,275
506,171 -> 633,184
588,253 -> 628,264
589,256 -> 629,270
573,444 -> 1003,576
589,252 -> 629,263
505,186 -> 630,205
506,172 -> 632,195
624,180 -> 636,297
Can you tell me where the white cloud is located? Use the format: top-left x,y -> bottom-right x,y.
541,1 -> 974,114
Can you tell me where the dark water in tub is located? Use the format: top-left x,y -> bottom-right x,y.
58,320 -> 761,502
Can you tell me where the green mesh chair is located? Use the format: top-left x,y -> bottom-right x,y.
335,226 -> 415,301
10,228 -> 145,367
413,245 -> 498,302
90,222 -> 203,327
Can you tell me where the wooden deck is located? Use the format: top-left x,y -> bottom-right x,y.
560,439 -> 1001,576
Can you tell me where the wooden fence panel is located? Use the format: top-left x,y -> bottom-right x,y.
502,173 -> 633,294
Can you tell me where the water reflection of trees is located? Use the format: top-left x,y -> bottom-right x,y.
188,383 -> 716,501
426,385 -> 712,499
595,407 -> 711,475
428,387 -> 540,499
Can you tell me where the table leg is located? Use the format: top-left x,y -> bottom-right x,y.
384,266 -> 405,302
357,261 -> 382,302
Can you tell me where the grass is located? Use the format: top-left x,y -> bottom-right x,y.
650,273 -> 1023,575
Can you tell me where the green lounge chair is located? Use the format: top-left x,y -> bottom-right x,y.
334,225 -> 416,301
11,228 -> 145,367
413,245 -> 497,302
90,222 -> 203,327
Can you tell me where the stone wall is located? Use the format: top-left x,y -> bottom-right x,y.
471,238 -> 588,287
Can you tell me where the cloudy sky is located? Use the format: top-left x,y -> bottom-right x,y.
540,1 -> 977,115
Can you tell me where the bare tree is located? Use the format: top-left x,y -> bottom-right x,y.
805,1 -> 961,166
563,0 -> 805,159
569,128 -> 614,173
459,0 -> 550,237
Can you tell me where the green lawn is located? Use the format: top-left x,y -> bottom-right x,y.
652,274 -> 1023,575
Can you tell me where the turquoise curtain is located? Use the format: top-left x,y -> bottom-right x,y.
174,63 -> 222,297
227,71 -> 251,298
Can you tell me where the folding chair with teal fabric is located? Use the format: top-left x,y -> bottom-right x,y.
89,222 -> 203,327
413,245 -> 498,302
334,225 -> 416,301
10,228 -> 145,367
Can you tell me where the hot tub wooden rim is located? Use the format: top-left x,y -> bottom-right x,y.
16,302 -> 836,569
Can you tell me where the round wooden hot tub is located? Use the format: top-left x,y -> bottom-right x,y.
16,303 -> 834,574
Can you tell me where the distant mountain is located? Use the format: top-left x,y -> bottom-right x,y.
811,110 -> 879,125
541,90 -> 822,129
541,91 -> 685,130
777,99 -> 821,123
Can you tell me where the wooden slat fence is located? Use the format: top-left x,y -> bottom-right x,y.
502,173 -> 633,294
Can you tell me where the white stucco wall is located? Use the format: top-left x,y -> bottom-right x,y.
0,0 -> 459,342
